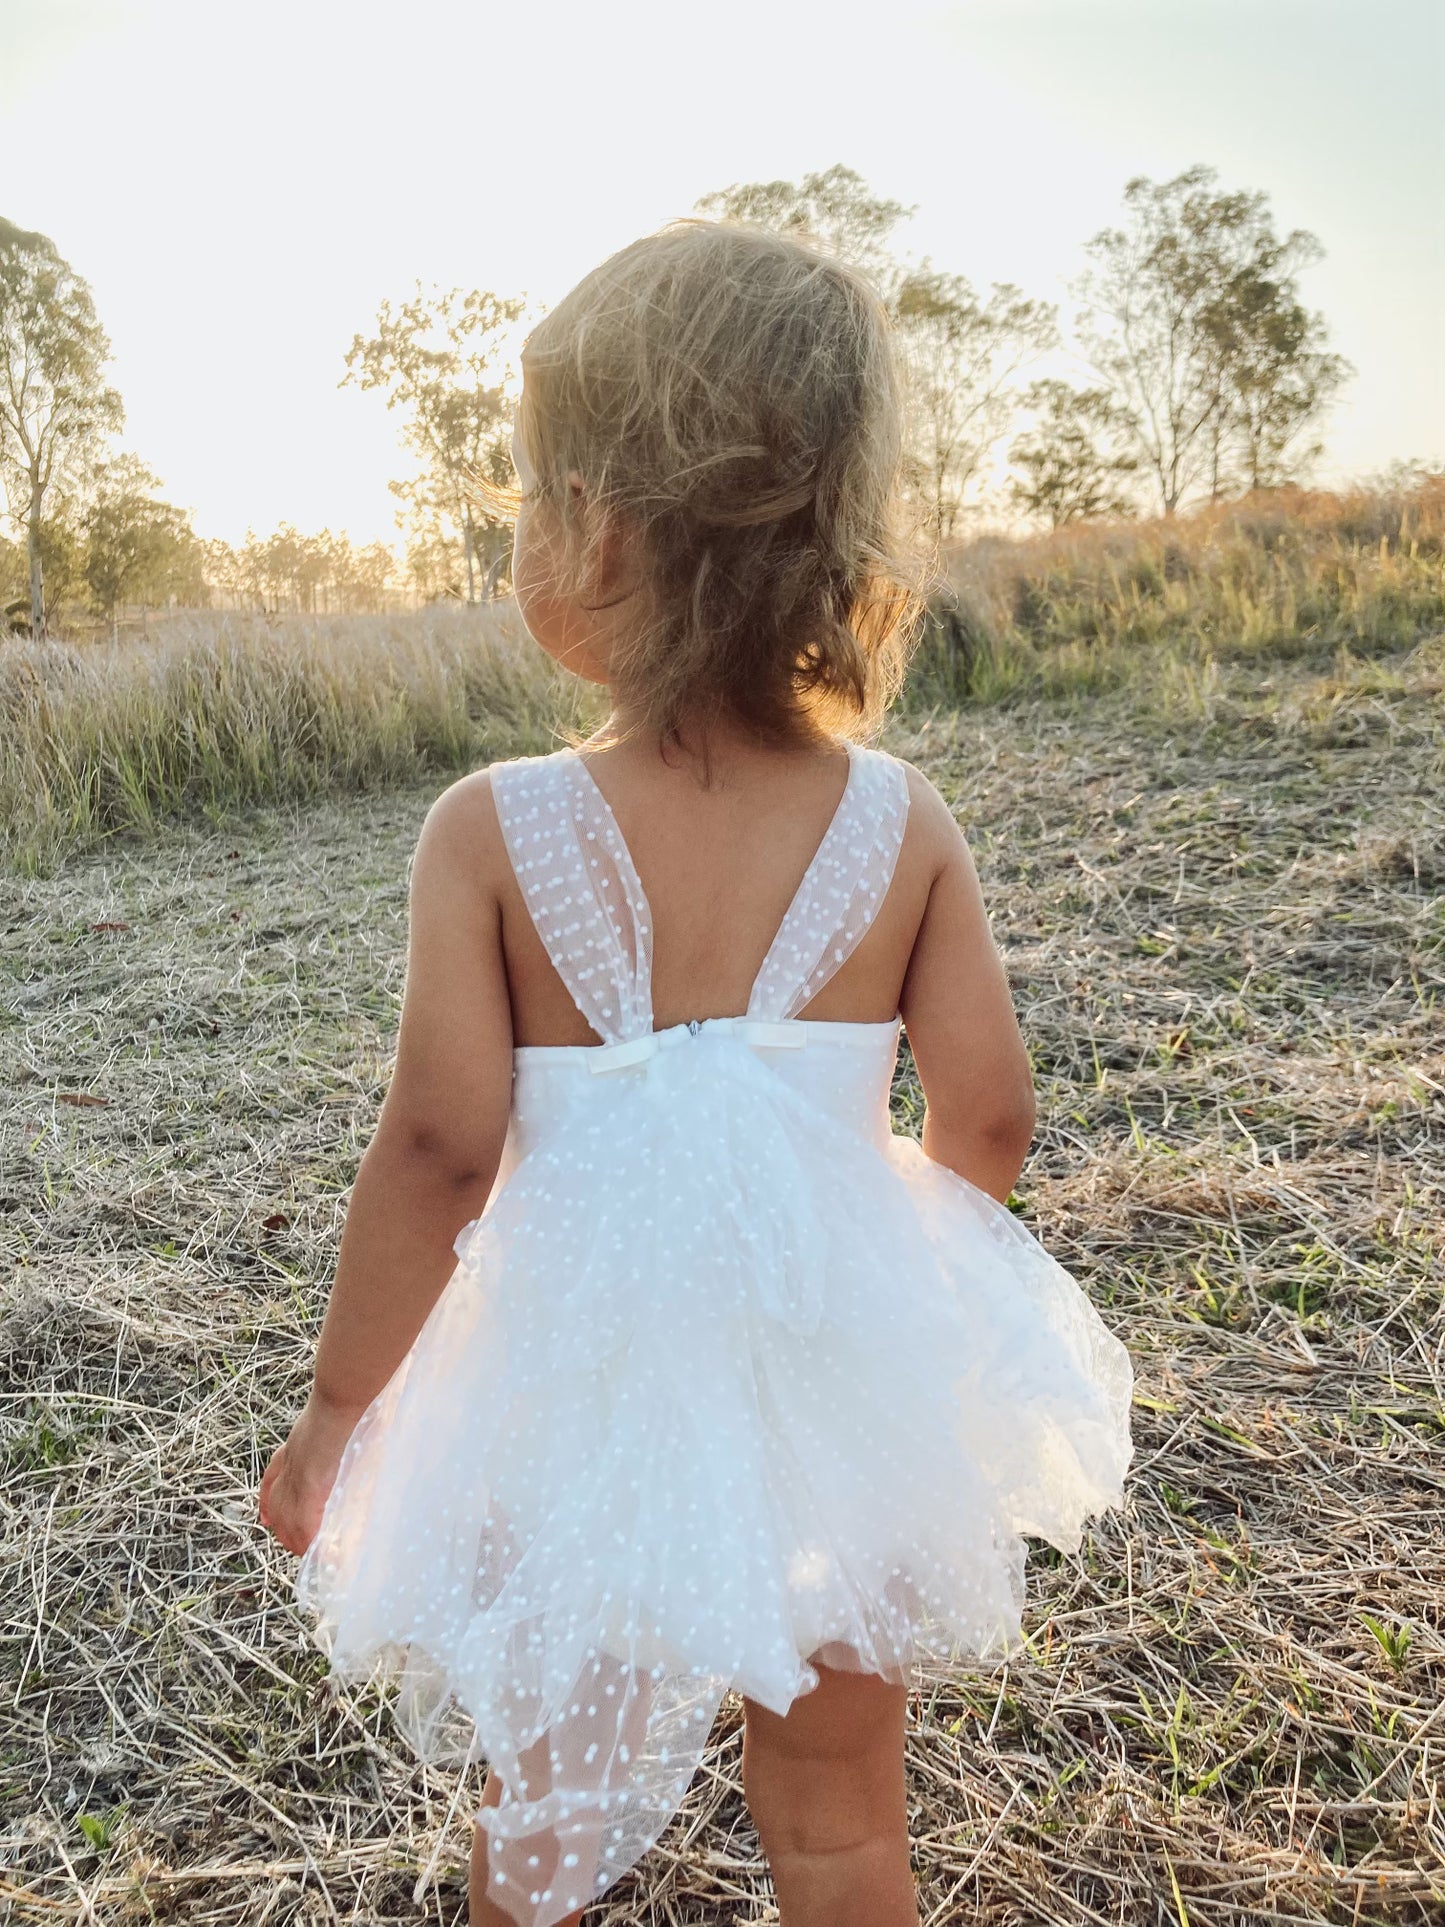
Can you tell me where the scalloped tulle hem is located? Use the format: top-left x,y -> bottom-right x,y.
295,1056 -> 1132,1927
298,1562 -> 1040,1926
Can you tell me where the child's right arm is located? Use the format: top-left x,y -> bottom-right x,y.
897,773 -> 1037,1204
259,772 -> 515,1555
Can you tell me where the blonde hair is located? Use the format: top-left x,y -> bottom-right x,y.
481,219 -> 931,749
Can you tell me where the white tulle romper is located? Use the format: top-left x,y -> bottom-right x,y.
297,739 -> 1134,1927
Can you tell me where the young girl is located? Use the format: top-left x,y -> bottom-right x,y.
259,220 -> 1133,1927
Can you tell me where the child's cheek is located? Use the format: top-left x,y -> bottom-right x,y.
516,574 -> 610,683
512,525 -> 559,641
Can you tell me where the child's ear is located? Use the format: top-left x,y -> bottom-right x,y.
576,483 -> 644,610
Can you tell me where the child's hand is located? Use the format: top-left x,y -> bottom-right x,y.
258,1397 -> 360,1556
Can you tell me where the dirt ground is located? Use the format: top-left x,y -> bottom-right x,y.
3,641 -> 1443,1924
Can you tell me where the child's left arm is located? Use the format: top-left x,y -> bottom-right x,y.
259,775 -> 514,1555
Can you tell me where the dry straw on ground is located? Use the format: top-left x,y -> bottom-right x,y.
2,638 -> 1443,1923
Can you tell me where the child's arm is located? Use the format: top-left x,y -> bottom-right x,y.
897,773 -> 1037,1205
259,774 -> 514,1555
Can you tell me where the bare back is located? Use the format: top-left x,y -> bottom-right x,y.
386,724 -> 1036,1213
492,734 -> 940,1047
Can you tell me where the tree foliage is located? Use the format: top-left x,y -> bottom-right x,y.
695,163 -> 914,290
204,525 -> 399,614
401,520 -> 467,604
1205,256 -> 1350,492
2,162 -> 1357,641
1009,381 -> 1139,528
338,164 -> 1347,567
695,171 -> 1055,539
1076,166 -> 1349,514
0,531 -> 23,615
32,514 -> 83,627
83,455 -> 204,619
0,217 -> 122,636
893,270 -> 1057,540
343,286 -> 523,604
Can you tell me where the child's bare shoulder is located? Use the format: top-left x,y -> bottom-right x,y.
888,753 -> 971,874
408,757 -> 532,898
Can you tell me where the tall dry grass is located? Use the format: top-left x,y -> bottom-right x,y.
4,481 -> 1443,869
1,604 -> 590,870
915,475 -> 1445,705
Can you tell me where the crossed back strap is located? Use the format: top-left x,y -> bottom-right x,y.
491,742 -> 910,1043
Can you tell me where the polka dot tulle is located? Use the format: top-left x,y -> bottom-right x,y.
296,742 -> 1133,1927
495,748 -> 654,1047
745,744 -> 908,1022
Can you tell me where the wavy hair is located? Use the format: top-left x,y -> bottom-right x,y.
479,218 -> 933,748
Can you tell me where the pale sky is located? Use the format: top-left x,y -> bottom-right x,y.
5,0 -> 1442,545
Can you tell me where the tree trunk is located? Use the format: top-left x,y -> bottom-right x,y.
463,520 -> 477,606
28,504 -> 46,642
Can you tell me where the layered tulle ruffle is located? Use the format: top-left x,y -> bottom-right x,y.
298,1023 -> 1132,1926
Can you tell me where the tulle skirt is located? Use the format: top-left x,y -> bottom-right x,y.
297,1030 -> 1133,1926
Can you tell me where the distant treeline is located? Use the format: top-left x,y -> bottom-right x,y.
5,475 -> 1441,871
4,163 -> 1361,636
0,511 -> 422,633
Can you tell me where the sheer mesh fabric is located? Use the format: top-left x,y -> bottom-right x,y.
494,741 -> 907,1039
748,745 -> 909,1023
296,737 -> 1134,1927
493,750 -> 654,1046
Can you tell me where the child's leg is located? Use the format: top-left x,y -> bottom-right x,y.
468,1660 -> 651,1924
741,1662 -> 918,1927
468,1767 -> 586,1927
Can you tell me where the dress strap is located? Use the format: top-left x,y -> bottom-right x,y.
747,744 -> 910,1023
491,750 -> 653,1046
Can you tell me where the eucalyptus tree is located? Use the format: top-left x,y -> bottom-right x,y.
83,455 -> 203,628
1076,167 -> 1348,513
1205,255 -> 1349,493
0,218 -> 122,637
695,163 -> 915,292
698,167 -> 1056,540
1009,380 -> 1139,528
892,268 -> 1057,540
343,286 -> 523,604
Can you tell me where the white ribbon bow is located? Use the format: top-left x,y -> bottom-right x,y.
586,1017 -> 806,1075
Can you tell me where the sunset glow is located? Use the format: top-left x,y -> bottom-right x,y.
7,0 -> 1442,547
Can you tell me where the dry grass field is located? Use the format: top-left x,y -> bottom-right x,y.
5,476 -> 1442,874
3,632 -> 1443,1924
